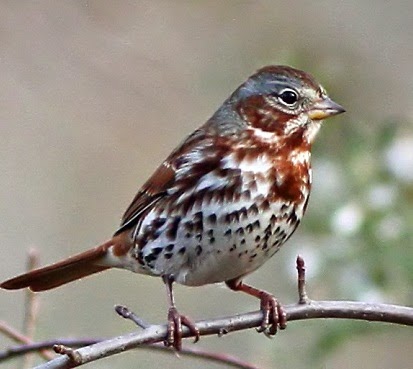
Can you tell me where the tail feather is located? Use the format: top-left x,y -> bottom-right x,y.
1,239 -> 116,291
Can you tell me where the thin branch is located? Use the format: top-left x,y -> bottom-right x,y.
23,248 -> 42,368
0,321 -> 53,361
0,337 -> 258,369
2,256 -> 412,368
115,304 -> 151,329
0,338 -> 99,361
23,249 -> 40,338
296,255 -> 310,304
1,250 -> 55,364
25,300 -> 413,369
113,305 -> 254,366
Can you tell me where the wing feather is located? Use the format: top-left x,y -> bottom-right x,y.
114,128 -> 212,235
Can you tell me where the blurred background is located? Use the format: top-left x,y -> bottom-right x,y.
0,1 -> 412,368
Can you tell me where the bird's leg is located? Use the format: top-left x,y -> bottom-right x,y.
163,275 -> 200,350
226,278 -> 287,336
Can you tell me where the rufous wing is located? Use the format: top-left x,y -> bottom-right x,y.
114,160 -> 176,234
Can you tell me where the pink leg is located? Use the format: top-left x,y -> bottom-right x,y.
226,278 -> 287,336
163,275 -> 200,350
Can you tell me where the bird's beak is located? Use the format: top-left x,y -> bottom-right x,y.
308,98 -> 345,120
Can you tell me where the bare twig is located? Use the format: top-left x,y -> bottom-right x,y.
0,338 -> 258,369
23,248 -> 42,368
0,338 -> 100,361
22,300 -> 413,369
0,321 -> 32,344
296,255 -> 310,304
0,321 -> 53,361
115,305 -> 151,329
2,257 -> 412,368
114,305 -> 255,367
1,249 -> 54,365
53,345 -> 82,364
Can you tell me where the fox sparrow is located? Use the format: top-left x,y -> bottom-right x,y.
1,65 -> 344,349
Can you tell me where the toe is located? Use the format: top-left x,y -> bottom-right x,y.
181,315 -> 200,344
165,307 -> 182,350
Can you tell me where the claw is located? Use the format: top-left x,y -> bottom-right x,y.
181,314 -> 200,344
257,292 -> 287,336
165,307 -> 200,350
226,279 -> 287,337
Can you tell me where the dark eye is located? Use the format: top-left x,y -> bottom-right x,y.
278,89 -> 298,106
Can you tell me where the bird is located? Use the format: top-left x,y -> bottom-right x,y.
1,65 -> 345,350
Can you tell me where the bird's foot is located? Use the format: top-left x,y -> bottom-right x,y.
165,307 -> 200,350
256,291 -> 287,337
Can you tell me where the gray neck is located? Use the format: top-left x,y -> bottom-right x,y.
205,95 -> 248,137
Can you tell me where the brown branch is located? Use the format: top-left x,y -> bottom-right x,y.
0,337 -> 258,369
0,338 -> 100,361
2,257 -> 412,368
0,321 -> 54,361
1,250 -> 55,364
14,300 -> 409,369
23,248 -> 43,368
296,255 -> 310,304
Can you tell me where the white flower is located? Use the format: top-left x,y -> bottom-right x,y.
385,135 -> 413,182
375,214 -> 404,241
331,202 -> 364,235
367,183 -> 397,210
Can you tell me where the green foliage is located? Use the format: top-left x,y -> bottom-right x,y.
301,119 -> 413,360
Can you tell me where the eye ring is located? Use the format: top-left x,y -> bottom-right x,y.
278,89 -> 298,106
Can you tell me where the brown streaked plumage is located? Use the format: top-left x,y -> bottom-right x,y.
1,65 -> 345,350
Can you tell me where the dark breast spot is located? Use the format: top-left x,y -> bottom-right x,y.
287,211 -> 297,224
145,254 -> 157,264
270,214 -> 277,225
208,213 -> 217,224
236,227 -> 245,236
165,244 -> 175,252
152,247 -> 163,255
272,239 -> 282,248
245,224 -> 253,233
193,212 -> 204,233
261,200 -> 270,211
248,203 -> 259,216
239,207 -> 248,220
184,222 -> 194,232
241,190 -> 251,201
137,250 -> 144,266
166,216 -> 181,240
153,218 -> 167,228
193,211 -> 203,221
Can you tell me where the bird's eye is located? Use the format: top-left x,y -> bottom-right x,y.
278,89 -> 298,106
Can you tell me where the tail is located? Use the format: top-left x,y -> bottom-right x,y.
1,239 -> 119,291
